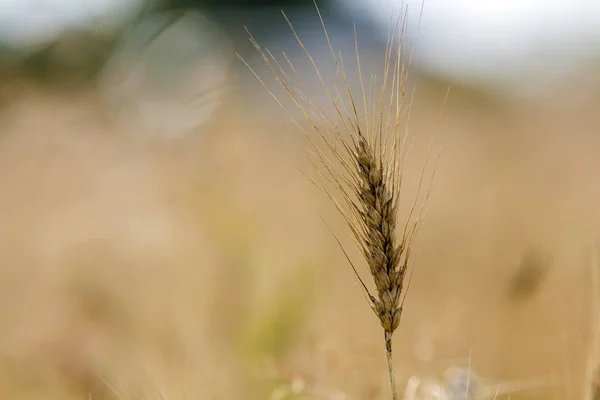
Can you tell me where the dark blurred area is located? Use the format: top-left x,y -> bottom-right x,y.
0,0 -> 336,92
153,0 -> 323,8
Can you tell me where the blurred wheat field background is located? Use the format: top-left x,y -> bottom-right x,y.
0,1 -> 600,399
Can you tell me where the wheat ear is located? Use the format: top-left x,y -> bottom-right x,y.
239,2 -> 435,398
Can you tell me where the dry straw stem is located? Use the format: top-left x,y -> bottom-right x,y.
239,2 -> 440,399
585,244 -> 600,400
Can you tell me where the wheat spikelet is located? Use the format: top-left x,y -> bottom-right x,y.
240,2 -> 438,398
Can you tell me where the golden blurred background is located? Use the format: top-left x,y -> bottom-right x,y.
0,1 -> 599,399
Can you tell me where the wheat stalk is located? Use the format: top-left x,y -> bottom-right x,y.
239,2 -> 438,398
584,243 -> 600,400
